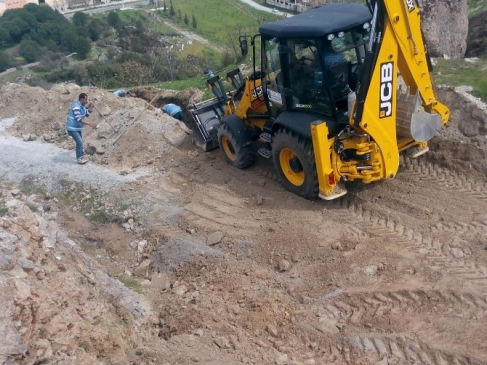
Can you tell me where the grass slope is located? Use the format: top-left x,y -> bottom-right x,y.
156,0 -> 281,44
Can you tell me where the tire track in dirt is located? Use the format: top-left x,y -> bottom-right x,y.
183,184 -> 262,237
330,196 -> 487,288
320,289 -> 487,355
342,333 -> 486,365
401,157 -> 487,203
320,290 -> 487,324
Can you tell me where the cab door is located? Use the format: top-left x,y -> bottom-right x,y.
262,36 -> 287,118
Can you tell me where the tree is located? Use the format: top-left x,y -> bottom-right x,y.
0,51 -> 11,72
192,15 -> 197,29
184,14 -> 188,25
135,20 -> 144,35
5,22 -> 22,43
0,27 -> 10,45
73,37 -> 91,59
19,40 -> 39,62
163,1 -> 167,12
169,0 -> 175,17
107,11 -> 121,29
72,11 -> 89,27
87,18 -> 104,41
177,9 -> 181,22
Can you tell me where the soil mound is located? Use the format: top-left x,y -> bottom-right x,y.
0,83 -> 203,171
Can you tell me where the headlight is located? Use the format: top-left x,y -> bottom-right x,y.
338,32 -> 345,38
363,22 -> 370,30
327,34 -> 335,41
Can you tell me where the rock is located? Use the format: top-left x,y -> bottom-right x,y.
256,195 -> 264,205
214,336 -> 230,349
266,324 -> 278,337
278,259 -> 291,272
255,339 -> 270,348
137,240 -> 148,253
11,189 -> 20,197
274,352 -> 289,365
451,247 -> 465,258
173,284 -> 188,296
151,272 -> 170,291
362,265 -> 378,276
17,257 -> 35,272
466,10 -> 487,57
314,318 -> 340,334
207,231 -> 224,246
331,242 -> 343,250
134,259 -> 151,277
421,0 -> 468,58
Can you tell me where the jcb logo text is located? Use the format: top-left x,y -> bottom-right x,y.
405,0 -> 415,12
379,62 -> 393,119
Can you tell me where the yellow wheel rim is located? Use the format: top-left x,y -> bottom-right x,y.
221,136 -> 237,162
279,148 -> 304,186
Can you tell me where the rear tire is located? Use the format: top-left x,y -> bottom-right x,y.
272,128 -> 319,200
217,124 -> 256,169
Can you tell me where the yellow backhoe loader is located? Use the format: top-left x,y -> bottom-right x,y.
190,0 -> 449,200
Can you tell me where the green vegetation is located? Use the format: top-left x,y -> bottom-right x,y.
78,341 -> 90,351
434,58 -> 487,102
468,0 -> 487,16
156,0 -> 281,44
116,275 -> 143,294
1,0 -> 486,103
0,4 -> 92,68
59,180 -> 125,225
18,176 -> 49,199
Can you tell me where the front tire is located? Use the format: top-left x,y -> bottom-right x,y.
272,128 -> 319,200
217,124 -> 256,169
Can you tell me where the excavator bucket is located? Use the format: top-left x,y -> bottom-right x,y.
396,87 -> 442,142
190,69 -> 246,152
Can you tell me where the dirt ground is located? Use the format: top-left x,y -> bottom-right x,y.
0,80 -> 486,365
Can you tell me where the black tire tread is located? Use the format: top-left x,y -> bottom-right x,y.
272,128 -> 319,200
217,124 -> 256,169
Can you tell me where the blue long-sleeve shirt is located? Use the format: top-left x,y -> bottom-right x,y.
66,100 -> 91,132
162,104 -> 182,117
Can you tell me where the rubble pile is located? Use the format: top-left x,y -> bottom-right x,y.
0,83 -> 203,171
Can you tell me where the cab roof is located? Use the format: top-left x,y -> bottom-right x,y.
259,3 -> 372,38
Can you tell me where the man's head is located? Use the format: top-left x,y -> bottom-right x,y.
79,93 -> 88,105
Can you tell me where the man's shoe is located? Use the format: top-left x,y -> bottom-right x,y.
77,156 -> 88,164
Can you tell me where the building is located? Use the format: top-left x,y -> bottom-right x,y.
4,0 -> 28,10
266,0 -> 328,13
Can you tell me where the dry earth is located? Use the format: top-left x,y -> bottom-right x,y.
0,81 -> 486,365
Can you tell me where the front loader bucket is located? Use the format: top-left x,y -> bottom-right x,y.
190,98 -> 226,152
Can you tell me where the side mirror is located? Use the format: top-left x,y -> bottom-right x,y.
239,38 -> 248,57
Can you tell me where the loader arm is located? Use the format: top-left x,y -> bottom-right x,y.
352,0 -> 450,179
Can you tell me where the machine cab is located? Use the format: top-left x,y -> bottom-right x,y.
259,4 -> 372,127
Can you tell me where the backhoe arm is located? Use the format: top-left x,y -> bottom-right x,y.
352,0 -> 450,180
383,0 -> 449,123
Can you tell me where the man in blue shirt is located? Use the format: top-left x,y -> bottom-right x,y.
66,93 -> 97,164
323,42 -> 345,68
162,103 -> 183,121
